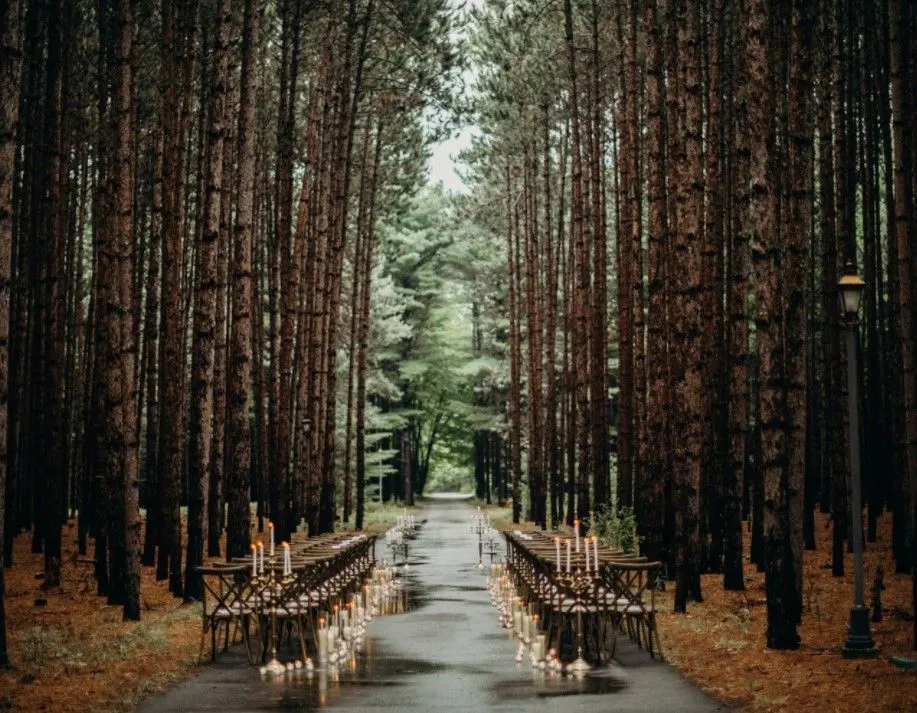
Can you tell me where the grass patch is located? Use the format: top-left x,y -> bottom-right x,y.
340,500 -> 422,532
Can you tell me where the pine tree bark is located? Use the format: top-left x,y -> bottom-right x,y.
209,56 -> 236,558
672,0 -> 703,612
156,0 -> 199,594
641,0 -> 669,568
890,0 -> 917,633
784,0 -> 814,624
724,0 -> 749,592
355,120 -> 382,532
506,164 -> 522,524
564,0 -> 591,524
142,132 -> 162,566
112,0 -> 141,620
227,0 -> 259,559
0,0 -> 23,667
616,0 -> 635,513
273,0 -> 304,543
185,0 -> 231,601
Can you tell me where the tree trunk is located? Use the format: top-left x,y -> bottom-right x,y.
0,0 -> 23,668
672,0 -> 703,612
227,0 -> 258,559
185,0 -> 231,601
112,0 -> 141,621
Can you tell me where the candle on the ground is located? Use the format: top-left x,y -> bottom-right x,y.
318,618 -> 328,662
566,539 -> 571,573
574,519 -> 580,553
554,537 -> 561,572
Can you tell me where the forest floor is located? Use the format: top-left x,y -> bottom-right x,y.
655,512 -> 917,713
0,501 -> 418,713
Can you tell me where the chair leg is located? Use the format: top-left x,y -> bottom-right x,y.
199,622 -> 207,664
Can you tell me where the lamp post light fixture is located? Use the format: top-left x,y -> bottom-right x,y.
838,264 -> 877,659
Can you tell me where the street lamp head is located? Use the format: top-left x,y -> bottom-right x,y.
838,263 -> 865,322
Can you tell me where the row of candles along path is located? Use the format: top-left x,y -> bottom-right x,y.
248,559 -> 403,677
249,518 -> 414,676
488,563 -> 573,673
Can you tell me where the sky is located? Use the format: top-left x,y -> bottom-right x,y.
425,0 -> 484,195
428,125 -> 476,194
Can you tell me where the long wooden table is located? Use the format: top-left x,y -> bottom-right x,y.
197,532 -> 377,664
501,526 -> 663,662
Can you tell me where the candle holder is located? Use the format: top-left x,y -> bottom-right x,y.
260,563 -> 294,677
555,568 -> 595,675
470,512 -> 490,569
483,534 -> 501,570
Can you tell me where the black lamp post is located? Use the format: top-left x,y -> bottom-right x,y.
838,264 -> 877,659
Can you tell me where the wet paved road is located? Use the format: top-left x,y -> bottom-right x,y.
136,498 -> 724,712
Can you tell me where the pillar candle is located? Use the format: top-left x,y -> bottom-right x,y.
574,519 -> 580,553
566,539 -> 572,573
554,537 -> 561,572
318,619 -> 328,662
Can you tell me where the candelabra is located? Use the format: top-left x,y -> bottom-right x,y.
260,564 -> 294,676
555,568 -> 595,675
483,533 -> 501,567
470,510 -> 490,569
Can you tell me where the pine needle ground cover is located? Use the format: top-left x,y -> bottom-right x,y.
656,513 -> 916,713
0,521 -> 203,713
0,505 -> 421,713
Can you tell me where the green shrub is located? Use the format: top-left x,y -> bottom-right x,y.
591,505 -> 639,554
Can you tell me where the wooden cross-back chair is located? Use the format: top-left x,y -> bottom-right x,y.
198,564 -> 260,663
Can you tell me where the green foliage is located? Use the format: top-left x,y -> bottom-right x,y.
592,505 -> 639,555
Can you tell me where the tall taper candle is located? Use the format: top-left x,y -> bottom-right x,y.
593,536 -> 599,571
574,519 -> 580,553
250,544 -> 257,576
554,537 -> 561,572
269,520 -> 275,557
566,539 -> 571,573
584,536 -> 591,572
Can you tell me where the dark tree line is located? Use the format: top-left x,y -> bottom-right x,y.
466,0 -> 917,650
0,0 -> 460,665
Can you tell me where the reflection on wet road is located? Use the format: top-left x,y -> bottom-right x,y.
136,499 -> 724,712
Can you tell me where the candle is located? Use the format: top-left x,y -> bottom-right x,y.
554,537 -> 561,572
584,536 -> 591,572
257,542 -> 264,574
268,520 -> 275,557
574,519 -> 580,553
566,539 -> 571,573
593,536 -> 599,571
318,618 -> 328,662
250,544 -> 257,576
